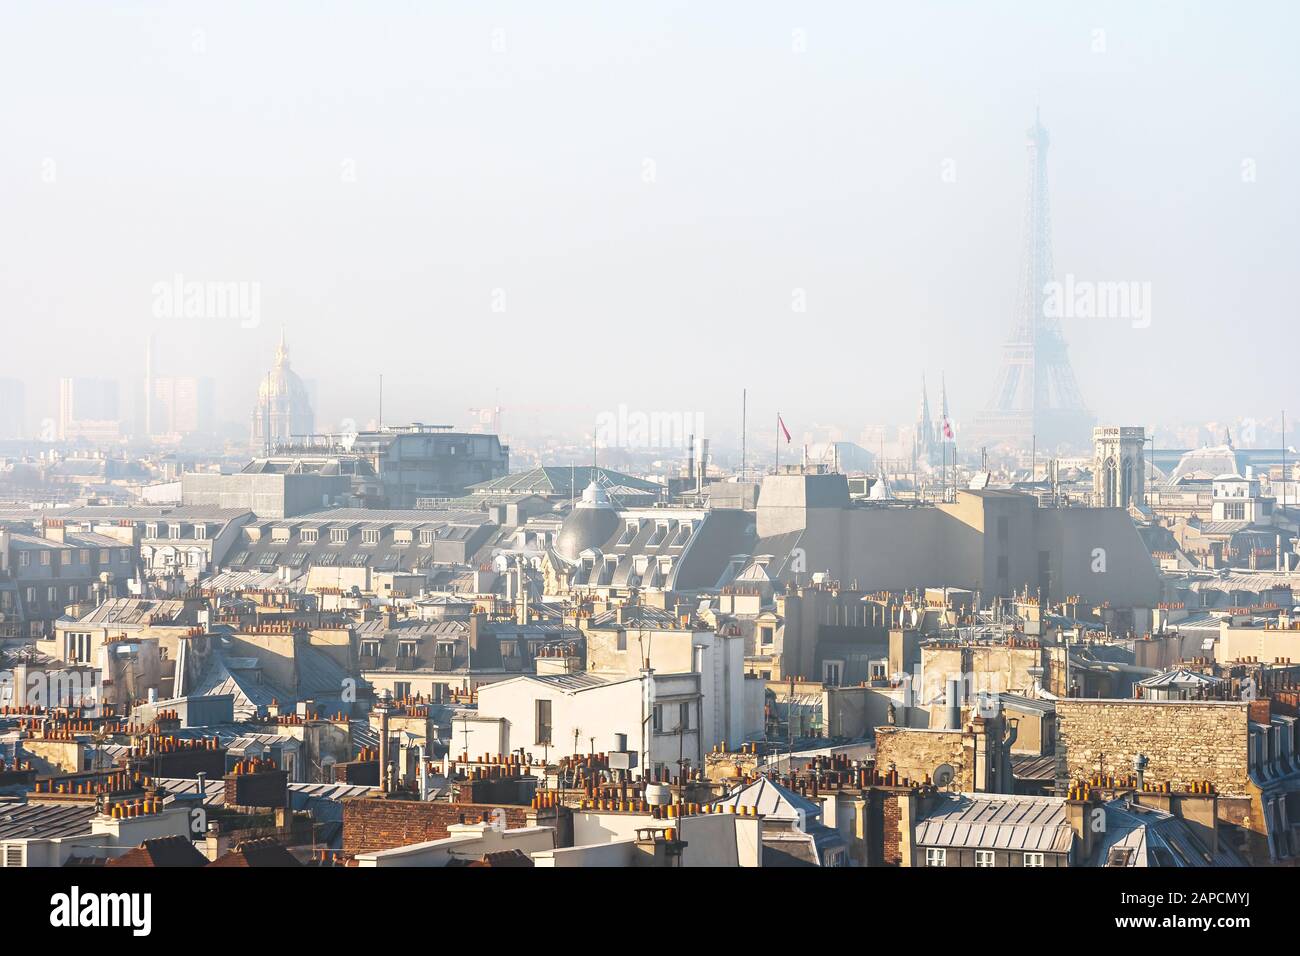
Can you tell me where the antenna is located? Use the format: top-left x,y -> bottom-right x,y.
741,388 -> 747,482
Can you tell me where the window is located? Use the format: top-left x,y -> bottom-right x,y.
1023,852 -> 1044,867
362,529 -> 381,545
40,551 -> 51,566
535,699 -> 552,745
823,661 -> 843,687
398,641 -> 419,658
975,850 -> 995,867
169,524 -> 182,540
301,529 -> 318,544
361,640 -> 381,658
1224,502 -> 1245,520
394,682 -> 411,700
18,551 -> 29,567
760,626 -> 774,647
330,528 -> 350,544
99,549 -> 110,563
925,848 -> 947,867
194,525 -> 208,540
652,705 -> 663,733
679,702 -> 691,732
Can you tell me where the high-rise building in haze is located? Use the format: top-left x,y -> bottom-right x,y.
58,376 -> 122,442
150,376 -> 215,438
0,379 -> 25,439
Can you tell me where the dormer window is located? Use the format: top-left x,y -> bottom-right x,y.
362,529 -> 382,546
301,528 -> 318,544
146,523 -> 159,539
168,524 -> 182,540
330,528 -> 350,544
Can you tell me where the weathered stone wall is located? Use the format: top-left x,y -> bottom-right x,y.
874,727 -> 971,791
1055,700 -> 1250,795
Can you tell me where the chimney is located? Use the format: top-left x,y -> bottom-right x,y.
377,697 -> 392,794
945,678 -> 962,731
1065,787 -> 1101,863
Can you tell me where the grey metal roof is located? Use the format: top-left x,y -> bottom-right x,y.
155,776 -> 377,809
75,598 -> 191,627
466,467 -> 662,498
1010,753 -> 1058,782
713,776 -> 822,822
0,803 -> 96,840
1139,668 -> 1223,688
912,794 -> 1074,853
1094,799 -> 1244,867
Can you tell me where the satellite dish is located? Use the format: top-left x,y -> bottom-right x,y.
932,763 -> 955,789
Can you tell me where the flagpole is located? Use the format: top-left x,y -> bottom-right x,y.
775,412 -> 779,475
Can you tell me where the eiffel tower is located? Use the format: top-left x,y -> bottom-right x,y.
967,113 -> 1093,453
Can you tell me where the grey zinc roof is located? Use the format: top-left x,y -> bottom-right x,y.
75,598 -> 192,626
912,794 -> 1074,853
1094,799 -> 1244,867
713,776 -> 822,823
155,777 -> 377,809
1138,668 -> 1223,688
0,803 -> 96,840
466,467 -> 662,498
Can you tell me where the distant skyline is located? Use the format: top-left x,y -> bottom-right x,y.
2,2 -> 1296,444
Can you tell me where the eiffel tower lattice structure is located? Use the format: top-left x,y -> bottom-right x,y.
967,114 -> 1094,454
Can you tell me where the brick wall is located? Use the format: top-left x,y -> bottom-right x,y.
132,749 -> 227,780
342,795 -> 567,855
333,759 -> 379,786
225,769 -> 289,808
1055,700 -> 1251,795
880,793 -> 902,866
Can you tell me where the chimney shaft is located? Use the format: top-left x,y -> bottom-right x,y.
945,678 -> 962,731
377,704 -> 391,794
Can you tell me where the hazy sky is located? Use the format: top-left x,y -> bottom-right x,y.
2,2 -> 1295,444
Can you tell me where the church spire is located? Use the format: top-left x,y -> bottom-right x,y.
918,375 -> 933,446
275,326 -> 289,367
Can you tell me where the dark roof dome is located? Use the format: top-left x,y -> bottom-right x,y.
554,482 -> 620,561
